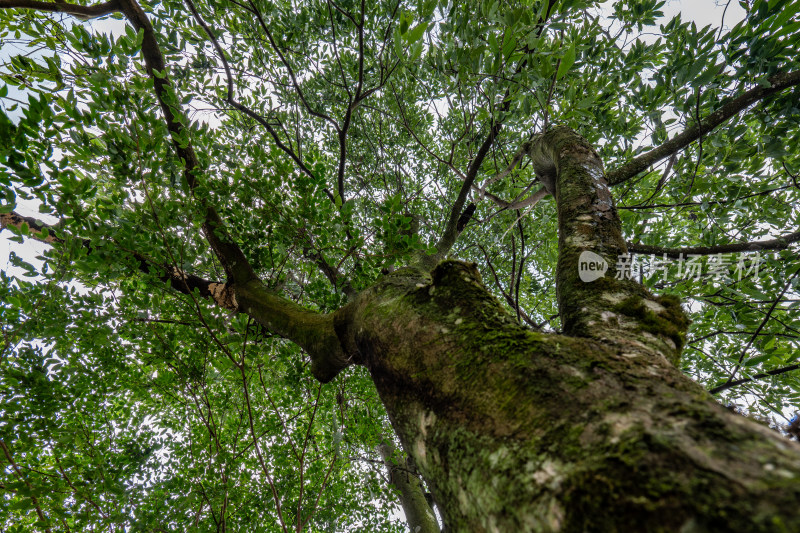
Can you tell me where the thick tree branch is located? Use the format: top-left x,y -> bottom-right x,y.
332,0 -> 367,205
378,440 -> 440,533
1,209 -> 351,381
627,230 -> 800,257
185,0 -> 352,292
0,211 -> 59,243
2,1 -> 354,381
423,2 -> 561,265
527,127 -> 624,332
1,211 -> 238,310
528,127 -> 689,361
123,0 -> 351,378
0,0 -> 120,19
417,120 -> 501,271
607,70 -> 800,186
2,0 -> 256,297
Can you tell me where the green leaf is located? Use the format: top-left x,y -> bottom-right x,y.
744,353 -> 772,367
556,42 -> 576,79
394,28 -> 404,56
10,499 -> 33,510
488,33 -> 499,56
405,22 -> 428,44
409,41 -> 424,62
399,16 -> 410,35
764,0 -> 800,33
773,19 -> 800,39
502,34 -> 517,60
786,350 -> 800,363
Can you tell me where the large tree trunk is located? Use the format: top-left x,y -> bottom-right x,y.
341,260 -> 800,532
334,128 -> 800,532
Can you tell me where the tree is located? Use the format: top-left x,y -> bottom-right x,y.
2,0 -> 800,529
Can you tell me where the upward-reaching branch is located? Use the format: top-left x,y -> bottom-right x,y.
1,0 -> 354,382
418,120 -> 501,271
333,0 -> 367,205
246,0 -> 340,132
420,0 -> 559,270
111,0 -> 257,285
528,127 -> 689,361
607,70 -> 800,186
188,0 -> 324,191
184,0 -> 354,296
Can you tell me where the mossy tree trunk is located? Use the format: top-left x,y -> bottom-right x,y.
6,112 -> 800,528
331,128 -> 800,532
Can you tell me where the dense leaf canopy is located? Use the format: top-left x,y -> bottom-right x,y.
1,0 -> 800,529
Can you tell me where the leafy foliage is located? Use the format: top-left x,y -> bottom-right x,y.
1,0 -> 800,529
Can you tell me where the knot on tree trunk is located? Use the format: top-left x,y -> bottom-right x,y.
431,260 -> 483,287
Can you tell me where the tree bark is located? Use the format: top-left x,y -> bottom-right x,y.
379,440 -> 441,533
331,128 -> 800,532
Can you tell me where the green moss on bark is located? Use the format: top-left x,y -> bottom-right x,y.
338,258 -> 800,532
613,295 -> 691,357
